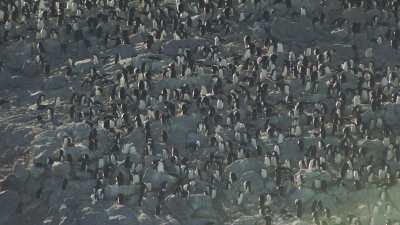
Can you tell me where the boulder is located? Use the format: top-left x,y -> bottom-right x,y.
373,46 -> 400,67
56,122 -> 91,141
188,194 -> 212,210
342,8 -> 366,23
295,170 -> 332,190
291,220 -> 308,225
136,211 -> 153,225
104,184 -> 136,198
165,194 -> 193,220
74,58 -> 93,74
63,143 -> 89,160
106,205 -> 139,225
134,54 -> 173,73
162,39 -> 209,57
272,3 -> 289,16
232,216 -> 260,225
158,216 -> 181,225
32,147 -> 55,164
271,17 -> 317,43
31,130 -> 58,146
43,75 -> 68,90
142,168 -> 177,192
252,22 -> 269,39
225,158 -> 263,177
52,162 -> 71,178
30,131 -> 59,163
44,39 -> 62,55
191,207 -> 218,220
111,44 -> 136,58
79,207 -> 109,225
291,0 -> 321,13
238,170 -> 265,193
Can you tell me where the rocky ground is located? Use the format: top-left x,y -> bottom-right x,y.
2,0 -> 400,225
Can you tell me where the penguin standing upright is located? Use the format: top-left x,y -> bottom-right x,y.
237,191 -> 244,205
295,199 -> 303,218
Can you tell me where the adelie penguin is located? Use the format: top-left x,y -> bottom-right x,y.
295,199 -> 303,218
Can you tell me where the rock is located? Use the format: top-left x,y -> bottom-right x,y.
252,22 -> 268,39
32,130 -> 58,145
74,58 -> 93,74
44,39 -> 62,55
238,171 -> 265,193
295,170 -> 332,190
32,149 -> 49,165
289,187 -> 316,203
271,17 -> 317,43
2,41 -> 33,69
106,205 -> 139,225
343,8 -> 366,23
58,216 -> 78,225
52,162 -> 71,178
43,75 -> 68,90
136,211 -> 153,225
63,143 -> 89,161
104,184 -> 136,198
29,165 -> 45,178
0,174 -> 20,191
0,190 -> 19,224
24,176 -> 41,195
79,207 -> 109,225
272,3 -> 289,16
153,77 -> 211,95
359,139 -> 386,163
0,126 -> 33,148
232,215 -> 259,225
97,128 -> 114,152
373,47 -> 400,67
162,39 -> 209,57
134,53 -> 173,73
325,0 -> 342,11
186,219 -> 218,225
13,162 -> 30,183
291,0 -> 321,13
57,122 -> 90,141
158,215 -> 181,225
111,44 -> 136,58
188,194 -> 212,210
291,220 -> 308,225
225,158 -> 263,177
191,207 -> 218,220
142,168 -> 177,192
165,194 -> 193,220
30,132 -> 59,164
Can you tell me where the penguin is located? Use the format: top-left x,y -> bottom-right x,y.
244,180 -> 251,193
295,199 -> 303,218
261,168 -> 268,178
211,186 -> 217,199
157,160 -> 165,173
216,98 -> 224,110
295,125 -> 302,137
62,178 -> 68,190
117,193 -> 124,205
237,191 -> 244,205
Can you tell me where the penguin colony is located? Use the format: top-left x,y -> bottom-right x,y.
2,0 -> 400,225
